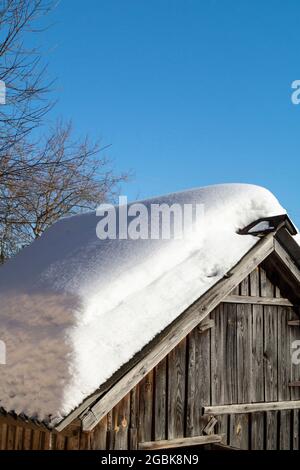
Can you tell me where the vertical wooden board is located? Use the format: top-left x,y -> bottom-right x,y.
167,338 -> 186,439
196,320 -> 211,434
186,330 -> 196,437
129,387 -> 139,450
250,413 -> 264,450
114,393 -> 130,450
154,357 -> 167,440
92,416 -> 107,450
260,267 -> 275,298
106,410 -> 115,450
292,410 -> 299,450
240,276 -> 250,296
261,266 -> 278,449
79,432 -> 89,450
225,303 -> 241,449
234,277 -> 251,449
237,303 -> 252,403
138,370 -> 154,443
278,306 -> 291,449
264,306 -> 278,401
251,305 -> 264,402
265,411 -> 278,450
229,414 -> 249,449
31,429 -> 41,450
0,423 -> 7,450
211,306 -> 228,442
278,307 -> 290,400
43,432 -> 52,450
279,411 -> 291,450
224,304 -> 237,404
22,427 -> 32,450
186,321 -> 210,437
289,307 -> 300,400
129,428 -> 137,450
14,426 -> 23,450
6,425 -> 15,450
231,285 -> 240,295
250,267 -> 264,449
67,431 -> 80,450
249,268 -> 259,297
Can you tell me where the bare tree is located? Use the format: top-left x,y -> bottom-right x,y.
0,121 -> 128,260
0,2 -> 129,262
0,0 -> 53,157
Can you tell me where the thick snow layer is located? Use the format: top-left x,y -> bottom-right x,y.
0,184 -> 286,423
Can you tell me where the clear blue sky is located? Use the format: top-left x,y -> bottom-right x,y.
41,0 -> 300,225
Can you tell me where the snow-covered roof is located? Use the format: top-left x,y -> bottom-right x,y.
0,184 -> 292,423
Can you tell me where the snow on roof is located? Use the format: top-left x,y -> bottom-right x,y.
0,183 -> 286,423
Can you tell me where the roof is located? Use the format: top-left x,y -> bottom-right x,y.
0,183 -> 297,425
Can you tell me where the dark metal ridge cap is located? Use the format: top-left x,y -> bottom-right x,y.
275,227 -> 300,270
238,214 -> 297,237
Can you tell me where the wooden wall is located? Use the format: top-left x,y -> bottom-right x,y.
88,265 -> 300,450
0,264 -> 299,450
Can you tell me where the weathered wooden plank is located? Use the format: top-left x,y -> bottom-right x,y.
138,370 -> 154,443
31,430 -> 41,450
167,339 -> 186,439
288,320 -> 300,326
66,432 -> 80,450
229,414 -> 249,449
289,308 -> 300,401
198,319 -> 215,333
261,267 -> 277,450
6,425 -> 15,450
106,410 -> 114,450
204,400 -> 300,415
274,239 -> 300,286
250,267 -> 264,449
186,320 -> 210,437
279,411 -> 291,450
265,412 -> 278,450
113,394 -> 130,450
278,306 -> 291,450
0,423 -> 7,450
234,282 -> 251,449
81,235 -> 274,431
290,309 -> 300,451
79,432 -> 89,450
237,303 -> 251,403
211,305 -> 228,443
23,428 -> 32,450
224,301 -> 241,448
292,410 -> 299,449
129,386 -> 139,450
223,295 -> 293,307
92,416 -> 107,449
129,428 -> 138,451
224,303 -> 237,405
138,434 -> 225,450
203,417 -> 218,435
14,426 -> 23,450
154,357 -> 167,440
186,329 -> 196,437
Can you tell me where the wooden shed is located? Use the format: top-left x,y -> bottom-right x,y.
0,213 -> 300,450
